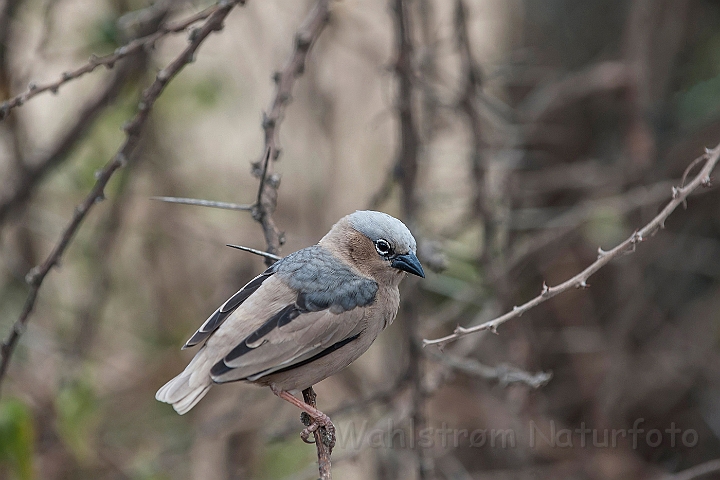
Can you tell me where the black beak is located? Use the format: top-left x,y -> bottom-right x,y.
391,253 -> 425,278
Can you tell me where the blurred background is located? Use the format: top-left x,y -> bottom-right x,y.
1,0 -> 720,478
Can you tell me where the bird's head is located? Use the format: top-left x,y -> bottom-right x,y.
320,210 -> 425,284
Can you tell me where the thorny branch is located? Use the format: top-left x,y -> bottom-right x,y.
302,387 -> 332,480
0,3 -> 175,226
0,60 -> 143,226
424,145 -> 720,347
246,1 -> 333,477
251,0 -> 330,262
390,0 -> 433,478
0,2 -> 227,120
426,350 -> 552,388
150,196 -> 253,211
0,0 -> 244,391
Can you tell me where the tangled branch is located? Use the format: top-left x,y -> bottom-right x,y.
0,2 -> 227,120
0,0 -> 244,391
251,0 -> 330,261
424,145 -> 720,348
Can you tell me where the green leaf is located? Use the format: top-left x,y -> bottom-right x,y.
55,380 -> 99,462
0,399 -> 35,480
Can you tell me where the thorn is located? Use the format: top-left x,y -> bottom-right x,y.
94,169 -> 103,180
702,176 -> 713,187
671,186 -> 680,199
95,192 -> 106,203
488,324 -> 498,335
597,246 -> 608,259
114,46 -> 128,56
27,82 -> 37,92
116,153 -> 128,168
577,280 -> 589,289
50,84 -> 59,94
541,281 -> 550,296
61,72 -> 72,81
25,266 -> 41,286
156,69 -> 169,82
705,147 -> 712,154
88,54 -> 99,64
188,27 -> 201,42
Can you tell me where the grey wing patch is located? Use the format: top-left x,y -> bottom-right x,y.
183,266 -> 276,349
275,245 -> 378,312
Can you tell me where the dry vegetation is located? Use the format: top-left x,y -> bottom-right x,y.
1,0 -> 720,479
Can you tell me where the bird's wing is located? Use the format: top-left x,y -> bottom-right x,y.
203,245 -> 379,384
209,302 -> 367,383
182,265 -> 276,349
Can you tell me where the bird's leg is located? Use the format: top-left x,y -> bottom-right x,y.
270,385 -> 336,449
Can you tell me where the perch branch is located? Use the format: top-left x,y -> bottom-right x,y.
0,1 -> 226,119
302,387 -> 332,480
250,0 -> 330,262
424,145 -> 720,347
0,0 -> 243,391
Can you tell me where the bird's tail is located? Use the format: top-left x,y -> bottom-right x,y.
156,350 -> 213,415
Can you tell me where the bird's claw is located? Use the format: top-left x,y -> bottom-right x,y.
298,412 -> 335,449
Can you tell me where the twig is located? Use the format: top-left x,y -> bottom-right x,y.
150,196 -> 253,211
391,1 -> 433,478
393,0 -> 420,220
0,0 -> 243,392
0,2 -> 225,119
251,0 -> 330,261
661,459 -> 720,480
423,146 -> 720,347
225,244 -> 282,262
426,350 -> 552,388
0,59 -> 144,226
302,387 -> 332,480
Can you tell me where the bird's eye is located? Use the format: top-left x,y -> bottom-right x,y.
375,239 -> 392,256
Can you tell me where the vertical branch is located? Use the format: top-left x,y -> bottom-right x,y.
247,2 -> 333,478
302,387 -> 332,480
0,1 -> 241,392
392,0 -> 420,220
251,0 -> 331,262
391,0 -> 431,478
454,0 -> 485,235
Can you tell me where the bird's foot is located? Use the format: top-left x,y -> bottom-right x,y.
300,411 -> 336,448
271,385 -> 336,450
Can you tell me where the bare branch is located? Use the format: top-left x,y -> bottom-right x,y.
225,244 -> 282,261
424,145 -> 720,347
0,0 -> 244,392
150,196 -> 253,211
660,459 -> 720,480
0,2 -> 226,119
0,59 -> 144,226
426,350 -> 552,388
302,387 -> 332,480
250,0 -> 330,264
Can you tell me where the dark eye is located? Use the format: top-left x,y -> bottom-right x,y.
375,239 -> 392,256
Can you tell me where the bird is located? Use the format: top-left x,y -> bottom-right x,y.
155,210 -> 424,443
